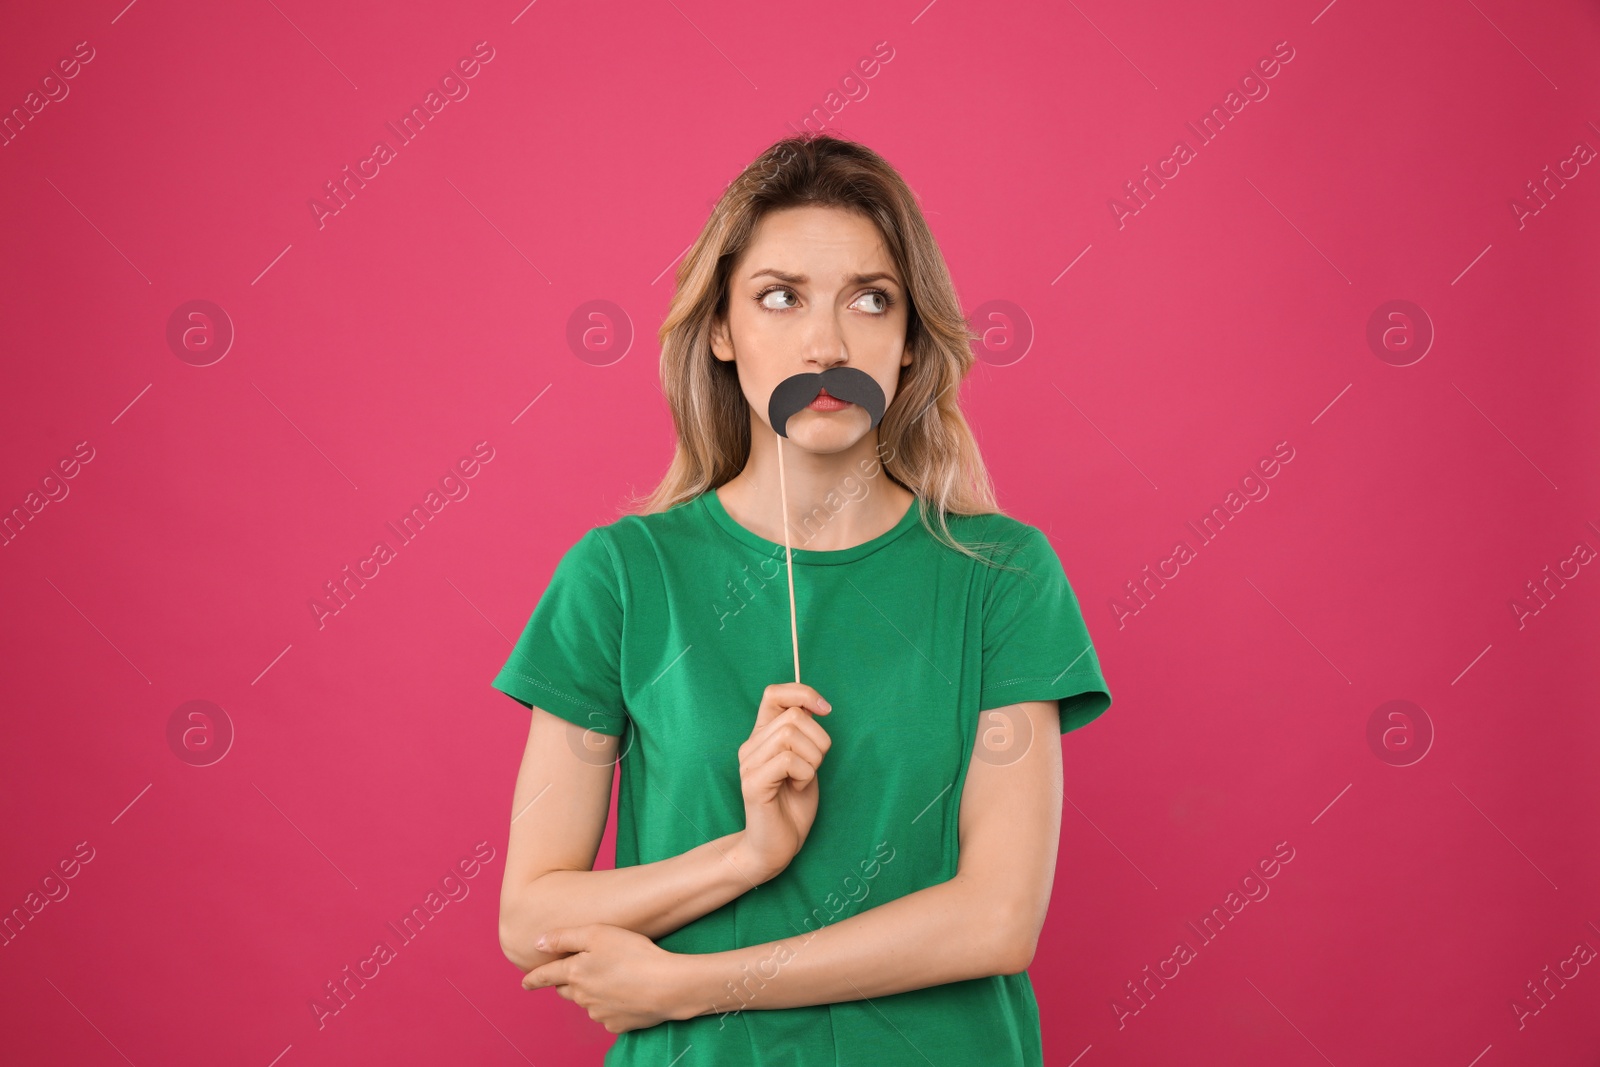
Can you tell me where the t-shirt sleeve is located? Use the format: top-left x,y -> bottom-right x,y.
979,524 -> 1112,734
490,526 -> 629,737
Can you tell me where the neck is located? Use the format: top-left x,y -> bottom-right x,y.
716,426 -> 913,552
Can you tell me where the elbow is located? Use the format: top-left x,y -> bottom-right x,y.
994,939 -> 1036,977
499,913 -> 531,972
992,905 -> 1041,977
951,874 -> 1042,977
498,879 -> 545,972
498,916 -> 530,971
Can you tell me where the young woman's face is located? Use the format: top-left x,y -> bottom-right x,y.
711,204 -> 912,455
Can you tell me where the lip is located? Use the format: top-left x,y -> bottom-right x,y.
806,388 -> 854,412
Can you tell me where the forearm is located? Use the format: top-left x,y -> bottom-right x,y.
501,830 -> 770,972
674,873 -> 1028,1019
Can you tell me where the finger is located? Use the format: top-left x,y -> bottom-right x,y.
744,750 -> 815,800
755,683 -> 831,727
523,957 -> 570,989
742,727 -> 824,781
747,704 -> 828,755
535,925 -> 589,955
742,721 -> 826,774
757,705 -> 833,756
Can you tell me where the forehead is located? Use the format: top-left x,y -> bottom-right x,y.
740,205 -> 894,274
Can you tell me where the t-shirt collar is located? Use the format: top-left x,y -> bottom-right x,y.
698,487 -> 922,566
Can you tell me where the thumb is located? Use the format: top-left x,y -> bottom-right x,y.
535,925 -> 589,954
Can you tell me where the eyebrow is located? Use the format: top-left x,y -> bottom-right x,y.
747,269 -> 901,288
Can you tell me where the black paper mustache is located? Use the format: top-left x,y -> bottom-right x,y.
765,366 -> 887,439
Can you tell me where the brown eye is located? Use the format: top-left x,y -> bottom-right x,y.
854,290 -> 894,314
757,287 -> 799,311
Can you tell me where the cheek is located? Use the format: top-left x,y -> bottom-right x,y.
729,318 -> 797,400
728,303 -> 790,361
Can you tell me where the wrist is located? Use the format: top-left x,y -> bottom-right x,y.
724,831 -> 781,887
667,948 -> 726,1021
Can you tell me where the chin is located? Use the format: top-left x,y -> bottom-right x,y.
785,414 -> 870,452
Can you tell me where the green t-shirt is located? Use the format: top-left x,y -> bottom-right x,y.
492,487 -> 1112,1066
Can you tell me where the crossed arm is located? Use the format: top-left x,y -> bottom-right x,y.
498,699 -> 1066,1019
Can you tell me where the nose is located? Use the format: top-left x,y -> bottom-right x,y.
801,331 -> 850,372
796,300 -> 851,370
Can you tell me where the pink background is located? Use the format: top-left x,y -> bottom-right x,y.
3,0 -> 1598,1063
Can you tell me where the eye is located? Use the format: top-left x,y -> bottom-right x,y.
756,286 -> 799,311
853,289 -> 895,315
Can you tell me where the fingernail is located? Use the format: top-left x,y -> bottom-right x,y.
819,699 -> 832,712
535,934 -> 547,950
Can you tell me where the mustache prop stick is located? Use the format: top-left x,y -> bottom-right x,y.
765,365 -> 888,682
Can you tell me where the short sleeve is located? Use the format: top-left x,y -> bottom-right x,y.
979,525 -> 1112,734
491,526 -> 629,736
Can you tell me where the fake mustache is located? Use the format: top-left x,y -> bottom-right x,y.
766,366 -> 887,438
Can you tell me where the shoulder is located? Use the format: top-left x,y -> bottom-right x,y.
934,504 -> 1036,539
592,494 -> 704,555
564,495 -> 708,587
935,510 -> 1067,604
939,508 -> 1052,562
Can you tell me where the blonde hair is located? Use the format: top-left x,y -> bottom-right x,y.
626,133 -> 1016,566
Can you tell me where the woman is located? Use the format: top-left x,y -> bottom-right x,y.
492,133 -> 1112,1065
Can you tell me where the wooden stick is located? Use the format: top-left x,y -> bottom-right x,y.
775,429 -> 801,683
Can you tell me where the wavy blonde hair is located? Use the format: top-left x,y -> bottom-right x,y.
626,133 -> 1016,565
